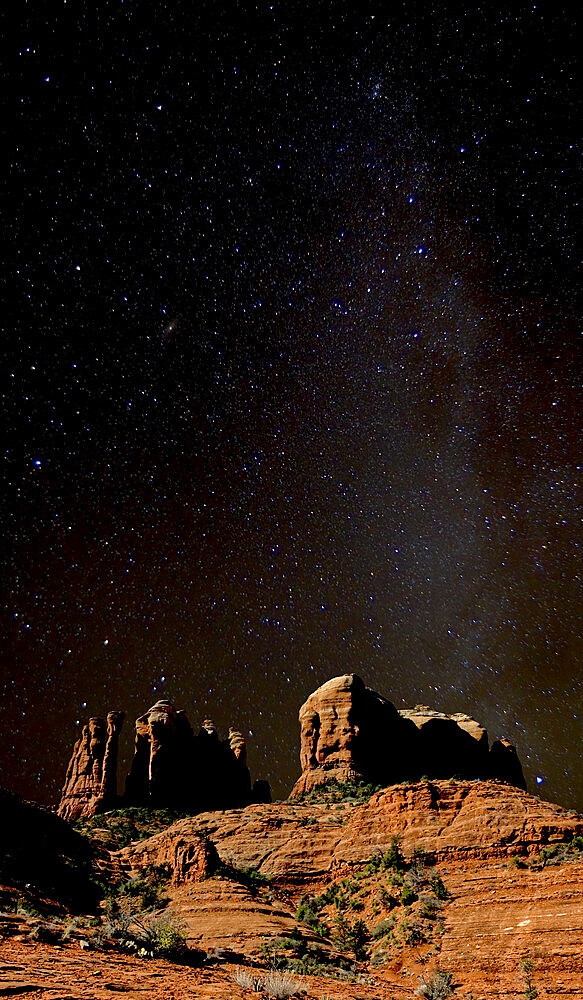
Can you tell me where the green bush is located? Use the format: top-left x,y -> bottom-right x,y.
147,919 -> 188,960
429,875 -> 450,900
400,884 -> 417,906
365,837 -> 405,875
334,913 -> 369,959
294,779 -> 384,806
296,894 -> 323,923
398,917 -> 426,947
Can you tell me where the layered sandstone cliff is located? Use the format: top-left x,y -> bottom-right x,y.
290,674 -> 526,796
58,700 -> 268,820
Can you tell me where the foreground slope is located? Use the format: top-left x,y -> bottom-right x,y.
118,780 -> 583,996
1,780 -> 582,999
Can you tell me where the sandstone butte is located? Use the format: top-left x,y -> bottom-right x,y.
58,699 -> 271,822
0,675 -> 582,1000
57,674 -> 526,822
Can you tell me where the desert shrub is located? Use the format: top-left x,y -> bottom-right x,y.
104,895 -> 140,937
365,837 -> 405,875
15,898 -> 42,918
118,876 -> 167,912
145,916 -> 189,960
519,957 -> 538,1000
297,815 -> 318,827
419,894 -> 443,920
294,779 -> 383,805
429,875 -> 450,900
377,886 -> 396,908
407,851 -> 427,891
400,884 -> 417,906
320,882 -> 341,905
295,894 -> 322,923
116,910 -> 188,960
28,920 -> 63,943
264,970 -> 301,998
334,913 -> 369,959
214,861 -> 271,893
536,837 -> 583,867
260,936 -> 356,980
61,916 -> 82,942
295,893 -> 329,937
233,967 -> 264,991
260,933 -> 309,969
415,969 -> 454,998
398,917 -> 426,946
371,916 -> 395,940
76,807 -> 191,850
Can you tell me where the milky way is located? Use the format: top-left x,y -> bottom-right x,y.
2,3 -> 581,810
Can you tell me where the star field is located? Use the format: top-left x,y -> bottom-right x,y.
1,3 -> 581,810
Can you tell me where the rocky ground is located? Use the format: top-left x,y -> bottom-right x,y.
2,780 -> 583,999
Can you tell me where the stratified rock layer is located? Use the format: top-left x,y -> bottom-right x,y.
58,711 -> 124,821
291,674 -> 526,796
6,781 -> 583,998
114,780 -> 583,996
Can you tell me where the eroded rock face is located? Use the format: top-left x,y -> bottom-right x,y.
60,699 -> 267,820
125,700 -> 256,811
122,826 -> 220,886
114,779 -> 583,996
291,674 -> 526,796
292,674 -> 420,796
58,711 -> 124,821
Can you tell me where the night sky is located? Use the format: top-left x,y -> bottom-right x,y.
2,3 -> 581,813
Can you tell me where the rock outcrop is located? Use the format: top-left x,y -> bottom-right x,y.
58,711 -> 124,821
4,779 -> 583,1000
291,674 -> 526,796
113,780 -> 583,997
59,700 -> 267,820
125,701 -> 254,811
0,786 -> 101,910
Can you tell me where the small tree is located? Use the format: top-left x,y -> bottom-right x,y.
519,957 -> 538,1000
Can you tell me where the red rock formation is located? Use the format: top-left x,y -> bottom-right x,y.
124,701 -> 257,812
113,780 -> 583,996
100,711 -> 125,802
122,827 -> 219,886
58,711 -> 124,821
59,699 -> 266,820
291,675 -> 526,796
125,700 -> 194,807
291,674 -> 419,796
